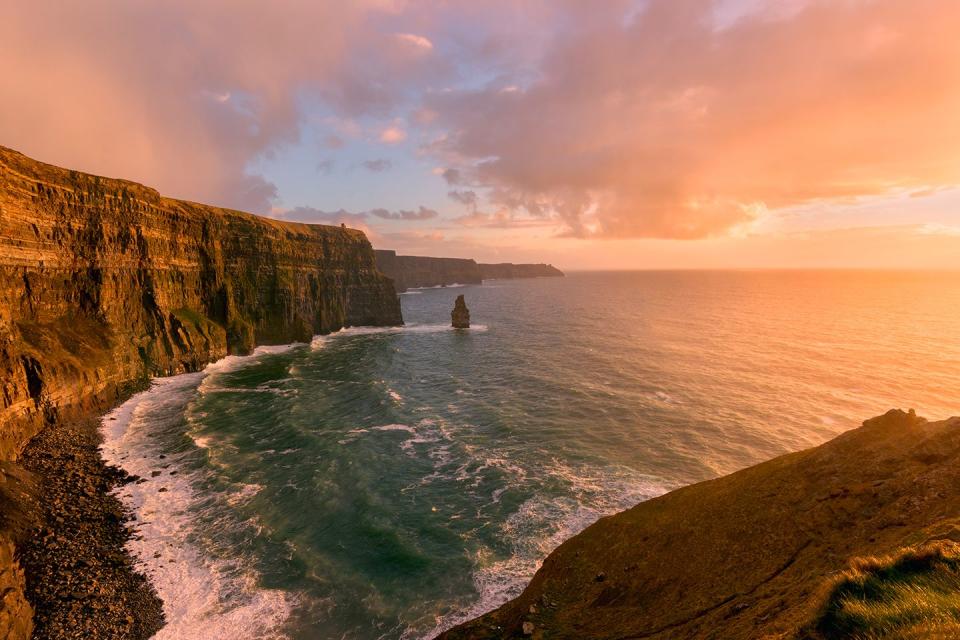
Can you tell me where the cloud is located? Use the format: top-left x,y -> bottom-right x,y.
362,158 -> 393,172
277,207 -> 371,226
441,168 -> 464,186
274,205 -> 438,224
379,125 -> 407,144
316,159 -> 336,175
5,0 -> 958,250
0,0 -> 443,213
321,135 -> 345,150
370,206 -> 439,220
425,0 -> 960,238
448,190 -> 479,208
395,33 -> 434,51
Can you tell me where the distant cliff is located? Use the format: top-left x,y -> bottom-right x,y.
478,263 -> 564,280
374,250 -> 482,292
440,409 -> 960,640
374,250 -> 564,292
0,144 -> 402,638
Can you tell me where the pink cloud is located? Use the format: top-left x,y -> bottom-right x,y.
379,126 -> 408,144
425,0 -> 960,238
0,1 -> 442,212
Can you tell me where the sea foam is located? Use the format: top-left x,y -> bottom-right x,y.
100,358 -> 296,640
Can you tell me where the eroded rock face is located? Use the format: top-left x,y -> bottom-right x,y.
451,295 -> 470,329
0,144 -> 404,639
0,144 -> 403,461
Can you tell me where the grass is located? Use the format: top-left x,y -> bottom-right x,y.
801,542 -> 960,639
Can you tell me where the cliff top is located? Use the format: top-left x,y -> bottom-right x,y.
442,409 -> 960,639
0,144 -> 367,243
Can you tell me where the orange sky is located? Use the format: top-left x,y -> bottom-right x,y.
2,0 -> 959,269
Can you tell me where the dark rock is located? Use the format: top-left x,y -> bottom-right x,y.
451,295 -> 471,329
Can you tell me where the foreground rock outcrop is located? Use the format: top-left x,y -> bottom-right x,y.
441,410 -> 960,639
374,250 -> 565,292
0,144 -> 403,639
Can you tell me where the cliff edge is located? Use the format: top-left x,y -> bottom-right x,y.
0,144 -> 403,638
441,409 -> 960,639
477,263 -> 563,280
374,250 -> 564,292
374,250 -> 482,292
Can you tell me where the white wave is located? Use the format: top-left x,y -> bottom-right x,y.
418,463 -> 667,639
405,283 -> 469,290
198,343 -> 305,395
199,380 -> 297,398
310,324 -> 488,350
372,424 -> 416,433
652,390 -> 676,404
189,434 -> 213,450
226,482 -> 264,507
100,369 -> 295,640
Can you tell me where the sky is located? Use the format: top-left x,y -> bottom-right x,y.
2,0 -> 959,269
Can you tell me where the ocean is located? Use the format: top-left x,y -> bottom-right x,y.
99,271 -> 960,639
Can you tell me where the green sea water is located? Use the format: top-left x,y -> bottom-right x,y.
100,271 -> 960,639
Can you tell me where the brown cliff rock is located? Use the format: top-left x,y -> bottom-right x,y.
440,409 -> 960,640
0,144 -> 403,639
0,143 -> 403,462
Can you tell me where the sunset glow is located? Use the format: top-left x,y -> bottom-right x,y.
2,0 -> 959,268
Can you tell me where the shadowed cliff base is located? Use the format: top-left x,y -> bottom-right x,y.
0,144 -> 404,639
440,410 -> 960,640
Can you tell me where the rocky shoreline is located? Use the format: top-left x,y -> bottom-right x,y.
18,410 -> 164,639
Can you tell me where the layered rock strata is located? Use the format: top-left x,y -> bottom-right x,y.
0,144 -> 403,639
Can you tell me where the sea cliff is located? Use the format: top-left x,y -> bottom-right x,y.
374,250 -> 564,292
0,144 -> 402,638
441,409 -> 960,639
477,263 -> 563,280
374,250 -> 483,292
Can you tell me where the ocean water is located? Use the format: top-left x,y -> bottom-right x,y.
100,271 -> 960,640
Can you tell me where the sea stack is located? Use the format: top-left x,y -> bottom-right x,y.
451,295 -> 471,328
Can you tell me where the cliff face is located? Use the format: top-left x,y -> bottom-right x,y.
477,263 -> 564,280
0,144 -> 402,639
441,410 -> 960,640
374,250 -> 482,292
374,251 -> 564,292
0,144 -> 402,462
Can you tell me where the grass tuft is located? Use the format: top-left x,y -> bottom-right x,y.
801,542 -> 960,639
